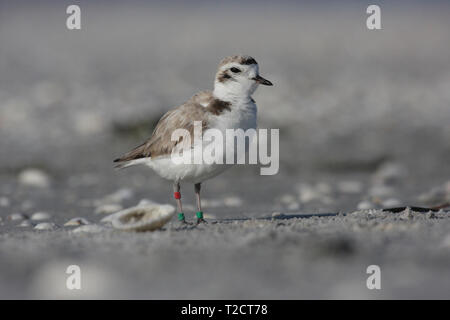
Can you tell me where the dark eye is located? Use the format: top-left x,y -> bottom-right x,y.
230,67 -> 241,73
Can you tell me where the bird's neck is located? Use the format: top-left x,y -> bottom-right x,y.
213,82 -> 253,104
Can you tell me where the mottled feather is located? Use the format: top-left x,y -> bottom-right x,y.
114,91 -> 231,164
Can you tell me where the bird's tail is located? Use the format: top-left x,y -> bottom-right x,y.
113,158 -> 147,170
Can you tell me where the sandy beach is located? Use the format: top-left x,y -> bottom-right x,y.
1,1 -> 450,299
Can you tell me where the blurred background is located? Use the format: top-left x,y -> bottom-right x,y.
0,0 -> 450,299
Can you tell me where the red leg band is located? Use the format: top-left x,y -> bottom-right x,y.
174,192 -> 181,199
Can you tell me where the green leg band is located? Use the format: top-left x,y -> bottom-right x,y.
177,213 -> 185,221
196,211 -> 203,219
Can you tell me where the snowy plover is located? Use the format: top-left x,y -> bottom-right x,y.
114,55 -> 272,224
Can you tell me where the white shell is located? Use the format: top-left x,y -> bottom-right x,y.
34,222 -> 58,230
18,168 -> 50,188
64,217 -> 90,226
31,212 -> 52,220
104,203 -> 175,232
8,213 -> 28,221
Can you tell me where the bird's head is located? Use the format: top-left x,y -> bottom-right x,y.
213,55 -> 272,101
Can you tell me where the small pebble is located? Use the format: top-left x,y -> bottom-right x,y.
8,213 -> 28,221
34,222 -> 58,230
95,204 -> 123,215
31,212 -> 52,221
272,212 -> 283,218
64,217 -> 90,226
18,168 -> 50,188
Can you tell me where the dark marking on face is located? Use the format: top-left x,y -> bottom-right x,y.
241,57 -> 257,65
217,71 -> 234,83
207,99 -> 231,115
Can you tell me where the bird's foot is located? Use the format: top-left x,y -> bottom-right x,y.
196,211 -> 207,225
177,213 -> 193,226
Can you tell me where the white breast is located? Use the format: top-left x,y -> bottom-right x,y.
209,100 -> 257,132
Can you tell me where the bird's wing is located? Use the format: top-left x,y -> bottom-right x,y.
113,101 -> 210,163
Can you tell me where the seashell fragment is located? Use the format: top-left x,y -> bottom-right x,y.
104,203 -> 175,232
34,222 -> 58,230
8,213 -> 28,221
64,217 -> 90,226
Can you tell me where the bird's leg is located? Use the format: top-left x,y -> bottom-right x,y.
195,183 -> 207,224
173,182 -> 191,225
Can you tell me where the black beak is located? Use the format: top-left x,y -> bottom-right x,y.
253,75 -> 273,86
